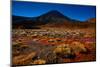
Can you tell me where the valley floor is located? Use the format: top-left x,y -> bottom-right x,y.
12,28 -> 96,66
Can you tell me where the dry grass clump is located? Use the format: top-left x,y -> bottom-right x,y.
53,44 -> 75,59
32,59 -> 46,64
13,52 -> 36,65
70,41 -> 87,54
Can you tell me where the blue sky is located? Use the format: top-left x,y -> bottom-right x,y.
12,1 -> 96,21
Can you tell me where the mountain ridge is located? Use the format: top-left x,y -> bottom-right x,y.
12,10 -> 96,29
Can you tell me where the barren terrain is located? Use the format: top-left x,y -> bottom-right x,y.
12,27 -> 96,66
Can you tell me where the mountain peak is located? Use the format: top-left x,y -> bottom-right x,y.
44,10 -> 67,18
47,10 -> 63,14
37,10 -> 71,23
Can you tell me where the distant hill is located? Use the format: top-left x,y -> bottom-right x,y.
12,10 -> 96,29
87,18 -> 96,23
12,15 -> 31,23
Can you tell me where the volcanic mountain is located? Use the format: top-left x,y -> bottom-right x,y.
12,10 -> 96,29
36,10 -> 71,23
